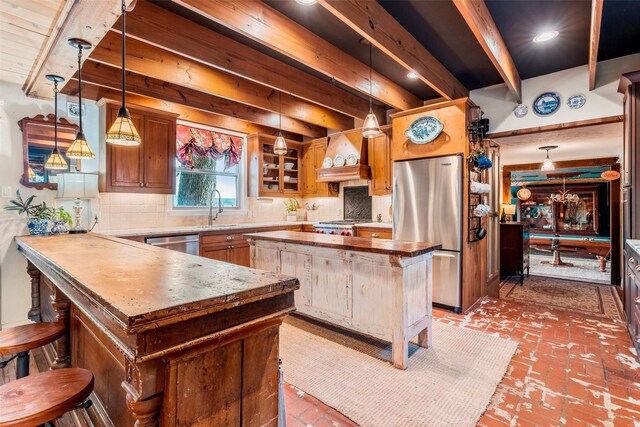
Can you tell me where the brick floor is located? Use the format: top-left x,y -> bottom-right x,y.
284,295 -> 640,427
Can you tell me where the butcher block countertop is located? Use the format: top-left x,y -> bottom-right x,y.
245,231 -> 441,257
15,233 -> 299,332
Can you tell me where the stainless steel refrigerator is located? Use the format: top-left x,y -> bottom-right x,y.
392,155 -> 463,312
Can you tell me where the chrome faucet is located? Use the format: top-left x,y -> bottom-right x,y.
208,188 -> 223,225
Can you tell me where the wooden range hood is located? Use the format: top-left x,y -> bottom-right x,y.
316,129 -> 371,182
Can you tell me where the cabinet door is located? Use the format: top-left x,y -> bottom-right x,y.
368,133 -> 391,196
301,144 -> 316,197
107,107 -> 144,190
228,244 -> 251,267
201,246 -> 229,263
311,256 -> 352,318
143,116 -> 176,193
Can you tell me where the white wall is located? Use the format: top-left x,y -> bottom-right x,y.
470,53 -> 640,134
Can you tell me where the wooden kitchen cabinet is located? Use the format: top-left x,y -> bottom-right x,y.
247,134 -> 302,197
102,102 -> 177,193
368,125 -> 393,196
356,226 -> 393,239
302,139 -> 338,198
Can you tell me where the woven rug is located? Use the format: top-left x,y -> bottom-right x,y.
500,275 -> 623,320
529,253 -> 610,284
280,315 -> 518,427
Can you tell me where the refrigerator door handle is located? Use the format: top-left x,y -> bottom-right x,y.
432,252 -> 457,258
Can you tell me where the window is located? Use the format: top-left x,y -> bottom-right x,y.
173,122 -> 245,211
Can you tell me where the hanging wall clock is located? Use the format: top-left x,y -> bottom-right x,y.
533,92 -> 561,116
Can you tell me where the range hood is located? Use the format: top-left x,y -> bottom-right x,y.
316,130 -> 371,182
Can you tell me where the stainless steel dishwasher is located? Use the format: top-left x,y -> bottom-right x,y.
145,234 -> 200,255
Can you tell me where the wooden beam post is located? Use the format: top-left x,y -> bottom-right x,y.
317,0 -> 468,101
171,0 -> 422,111
452,0 -> 522,102
89,31 -> 351,131
119,1 -> 384,122
588,0 -> 604,91
23,0 -> 135,99
80,60 -> 326,138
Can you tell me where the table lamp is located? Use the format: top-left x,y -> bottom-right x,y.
503,204 -> 517,222
56,173 -> 99,233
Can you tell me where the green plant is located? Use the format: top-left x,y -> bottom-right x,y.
51,207 -> 72,226
4,190 -> 53,221
283,198 -> 300,213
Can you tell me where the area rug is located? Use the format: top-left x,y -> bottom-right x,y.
500,275 -> 623,320
280,315 -> 518,427
529,253 -> 610,284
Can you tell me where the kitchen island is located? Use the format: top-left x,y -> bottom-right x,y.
245,231 -> 441,369
15,233 -> 298,426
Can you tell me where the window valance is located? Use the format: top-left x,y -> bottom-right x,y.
176,124 -> 243,169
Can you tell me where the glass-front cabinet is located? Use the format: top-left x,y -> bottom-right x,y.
519,185 -> 599,235
247,134 -> 302,197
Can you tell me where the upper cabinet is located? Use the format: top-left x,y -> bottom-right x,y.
100,102 -> 177,194
247,134 -> 302,197
367,125 -> 392,196
302,139 -> 338,198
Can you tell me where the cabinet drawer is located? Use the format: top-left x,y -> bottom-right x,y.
201,233 -> 246,247
357,227 -> 392,239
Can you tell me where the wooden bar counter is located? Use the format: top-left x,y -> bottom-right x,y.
245,231 -> 441,369
15,233 -> 299,427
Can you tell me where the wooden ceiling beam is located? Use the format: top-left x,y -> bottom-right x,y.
171,0 -> 422,111
23,0 -> 135,99
119,1 -> 383,121
90,31 -> 351,132
588,0 -> 604,91
62,81 -> 303,141
80,60 -> 326,138
452,0 -> 522,102
317,0 -> 468,101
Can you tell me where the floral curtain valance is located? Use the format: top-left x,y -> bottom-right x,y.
176,124 -> 243,170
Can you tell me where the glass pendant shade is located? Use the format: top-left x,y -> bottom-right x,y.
541,158 -> 555,171
44,148 -> 68,170
67,132 -> 95,159
273,133 -> 288,155
362,111 -> 382,138
106,107 -> 141,146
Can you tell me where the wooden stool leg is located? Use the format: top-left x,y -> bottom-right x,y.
16,351 -> 29,379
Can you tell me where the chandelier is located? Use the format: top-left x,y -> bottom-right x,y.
549,178 -> 579,204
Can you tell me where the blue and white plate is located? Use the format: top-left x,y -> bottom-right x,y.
533,92 -> 561,116
514,104 -> 528,118
567,94 -> 586,110
405,116 -> 444,144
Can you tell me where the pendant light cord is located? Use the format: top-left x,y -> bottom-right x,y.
279,90 -> 282,131
53,80 -> 58,150
121,0 -> 126,109
77,46 -> 83,133
369,43 -> 373,113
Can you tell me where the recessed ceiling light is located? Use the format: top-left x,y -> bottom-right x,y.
407,71 -> 419,79
295,0 -> 317,4
533,31 -> 559,43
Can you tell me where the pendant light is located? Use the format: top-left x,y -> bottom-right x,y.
106,0 -> 141,146
362,39 -> 382,139
66,38 -> 95,160
44,75 -> 69,171
549,178 -> 579,204
539,145 -> 557,171
273,88 -> 287,155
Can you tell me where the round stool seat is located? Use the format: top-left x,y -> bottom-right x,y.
0,368 -> 94,426
0,322 -> 65,356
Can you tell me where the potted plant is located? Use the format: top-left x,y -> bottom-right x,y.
284,198 -> 299,222
51,207 -> 72,235
4,190 -> 53,235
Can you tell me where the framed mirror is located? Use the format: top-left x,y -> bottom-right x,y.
19,114 -> 80,190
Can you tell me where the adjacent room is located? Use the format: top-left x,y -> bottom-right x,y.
0,1 -> 639,426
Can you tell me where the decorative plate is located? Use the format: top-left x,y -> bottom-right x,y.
533,92 -> 561,116
567,94 -> 586,110
405,116 -> 444,144
517,188 -> 532,201
514,104 -> 528,118
322,157 -> 333,168
333,154 -> 346,167
346,154 -> 358,166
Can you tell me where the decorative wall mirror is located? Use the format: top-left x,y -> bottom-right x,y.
19,114 -> 80,190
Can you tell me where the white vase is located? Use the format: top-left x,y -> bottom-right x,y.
286,213 -> 297,222
307,210 -> 319,222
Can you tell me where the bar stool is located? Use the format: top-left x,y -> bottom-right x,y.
0,367 -> 94,427
0,322 -> 65,379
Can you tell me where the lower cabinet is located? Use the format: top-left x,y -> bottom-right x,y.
355,226 -> 392,239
